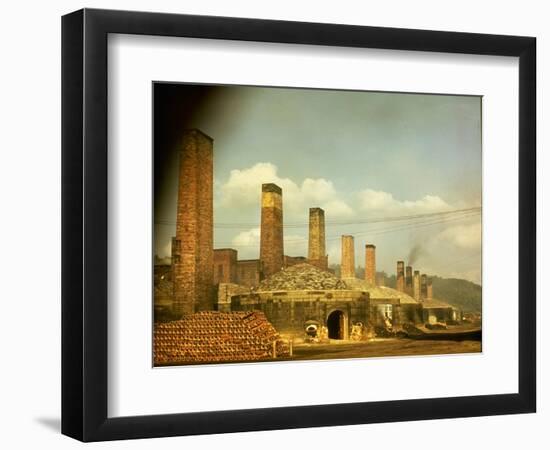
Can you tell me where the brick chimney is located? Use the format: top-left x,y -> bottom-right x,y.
173,129 -> 214,315
427,278 -> 433,300
341,235 -> 355,278
396,261 -> 405,292
421,274 -> 428,299
364,244 -> 376,285
405,265 -> 413,294
308,207 -> 328,269
260,183 -> 284,278
413,270 -> 421,300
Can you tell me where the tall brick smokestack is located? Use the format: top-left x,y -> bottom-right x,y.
308,207 -> 327,269
413,270 -> 421,300
173,129 -> 214,315
171,236 -> 179,274
405,265 -> 413,294
260,183 -> 284,278
421,274 -> 428,299
341,235 -> 355,278
364,244 -> 376,285
427,278 -> 433,300
396,261 -> 405,292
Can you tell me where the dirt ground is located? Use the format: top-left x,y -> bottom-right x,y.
290,339 -> 481,361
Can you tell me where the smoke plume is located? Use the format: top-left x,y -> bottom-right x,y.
408,244 -> 426,265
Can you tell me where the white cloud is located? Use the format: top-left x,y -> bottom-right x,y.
300,178 -> 337,205
322,200 -> 355,218
358,189 -> 451,214
220,163 -> 290,207
232,227 -> 261,247
231,227 -> 307,258
436,222 -> 481,250
219,162 -> 354,218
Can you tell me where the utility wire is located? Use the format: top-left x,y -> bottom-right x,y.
212,210 -> 480,247
155,206 -> 482,229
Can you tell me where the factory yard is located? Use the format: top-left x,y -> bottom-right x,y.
291,338 -> 481,361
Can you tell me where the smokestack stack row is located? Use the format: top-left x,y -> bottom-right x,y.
364,244 -> 376,285
391,255 -> 434,302
255,187 -> 439,302
341,235 -> 355,278
396,261 -> 405,292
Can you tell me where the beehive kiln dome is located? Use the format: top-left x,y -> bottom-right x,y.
257,263 -> 349,291
344,277 -> 418,304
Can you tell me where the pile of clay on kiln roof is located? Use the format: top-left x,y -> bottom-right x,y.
257,263 -> 348,292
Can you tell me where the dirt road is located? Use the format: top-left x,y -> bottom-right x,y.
291,339 -> 481,361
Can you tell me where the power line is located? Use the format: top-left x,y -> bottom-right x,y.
212,209 -> 480,247
327,210 -> 479,237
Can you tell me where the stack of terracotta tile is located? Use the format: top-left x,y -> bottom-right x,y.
154,311 -> 289,365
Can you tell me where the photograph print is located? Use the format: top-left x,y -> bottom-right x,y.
153,83 -> 482,367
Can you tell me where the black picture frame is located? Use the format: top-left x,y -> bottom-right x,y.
61,8 -> 536,442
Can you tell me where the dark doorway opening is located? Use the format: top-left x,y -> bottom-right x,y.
327,310 -> 345,339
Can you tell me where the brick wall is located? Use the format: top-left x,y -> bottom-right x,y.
173,129 -> 214,315
213,249 -> 238,284
231,290 -> 371,336
236,259 -> 262,288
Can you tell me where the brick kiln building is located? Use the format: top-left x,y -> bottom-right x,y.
218,245 -> 431,340
209,179 -> 458,339
156,128 -> 460,342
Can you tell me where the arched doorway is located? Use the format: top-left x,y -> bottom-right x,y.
327,310 -> 345,340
